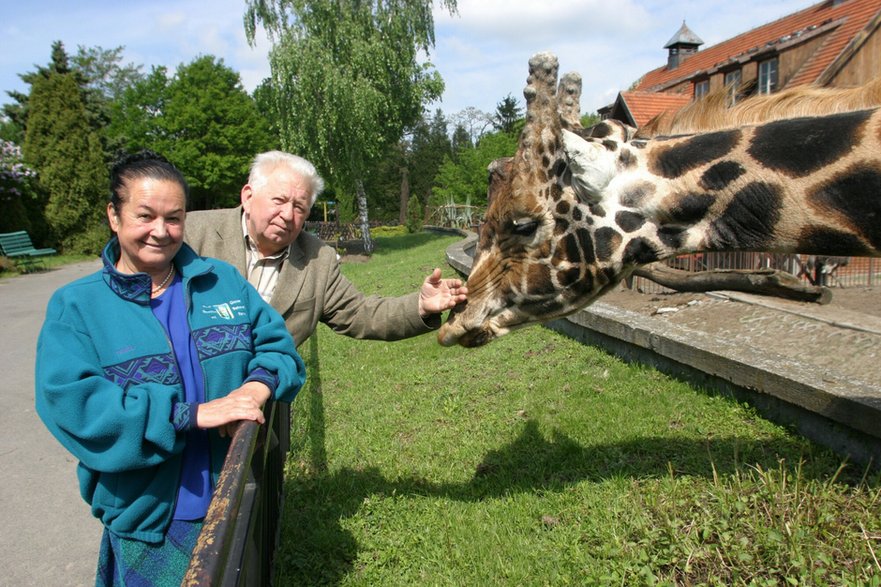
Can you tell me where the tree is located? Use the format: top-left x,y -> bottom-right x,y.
431,129 -> 517,211
73,45 -> 143,104
162,56 -> 274,209
408,109 -> 451,205
580,112 -> 601,128
252,77 -> 281,141
23,73 -> 108,253
4,41 -> 142,155
2,40 -> 73,144
244,0 -> 458,253
450,123 -> 472,158
73,45 -> 145,155
360,109 -> 451,224
451,106 -> 493,145
362,139 -> 408,223
492,94 -> 522,134
406,193 -> 423,233
108,57 -> 274,209
107,66 -> 170,151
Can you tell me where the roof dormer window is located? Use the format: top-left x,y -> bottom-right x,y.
758,57 -> 779,94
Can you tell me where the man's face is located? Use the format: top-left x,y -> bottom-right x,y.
242,167 -> 312,256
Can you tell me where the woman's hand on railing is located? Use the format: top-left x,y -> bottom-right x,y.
227,380 -> 272,406
196,384 -> 270,433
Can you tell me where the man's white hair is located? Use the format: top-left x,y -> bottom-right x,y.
248,151 -> 325,206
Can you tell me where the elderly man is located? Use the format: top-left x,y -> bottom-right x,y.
185,150 -> 467,347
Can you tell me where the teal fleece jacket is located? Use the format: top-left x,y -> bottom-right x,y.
35,239 -> 306,543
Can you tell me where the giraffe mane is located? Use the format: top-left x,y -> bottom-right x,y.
636,77 -> 881,138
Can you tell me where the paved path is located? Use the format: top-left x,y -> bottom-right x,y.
0,260 -> 102,587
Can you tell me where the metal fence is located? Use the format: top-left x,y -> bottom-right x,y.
183,400 -> 288,586
630,252 -> 878,294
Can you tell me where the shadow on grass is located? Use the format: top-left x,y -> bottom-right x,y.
278,334 -> 854,583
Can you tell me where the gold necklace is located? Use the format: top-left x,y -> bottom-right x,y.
152,266 -> 175,293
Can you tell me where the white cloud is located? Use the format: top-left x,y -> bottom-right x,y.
156,11 -> 187,31
437,0 -> 651,44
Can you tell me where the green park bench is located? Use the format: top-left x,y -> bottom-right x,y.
0,230 -> 57,272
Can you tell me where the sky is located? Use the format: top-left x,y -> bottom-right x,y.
1,0 -> 814,120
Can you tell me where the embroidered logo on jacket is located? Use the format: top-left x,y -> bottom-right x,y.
202,299 -> 247,320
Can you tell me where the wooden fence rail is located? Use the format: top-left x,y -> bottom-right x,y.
183,400 -> 287,586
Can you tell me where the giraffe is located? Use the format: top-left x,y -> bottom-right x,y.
438,52 -> 881,347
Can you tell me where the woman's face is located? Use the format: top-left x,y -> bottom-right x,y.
107,177 -> 186,274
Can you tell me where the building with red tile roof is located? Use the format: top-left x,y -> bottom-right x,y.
601,0 -> 881,128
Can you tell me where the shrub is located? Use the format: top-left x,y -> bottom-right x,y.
406,194 -> 423,233
371,224 -> 408,238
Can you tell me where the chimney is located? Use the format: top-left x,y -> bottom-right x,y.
664,21 -> 704,69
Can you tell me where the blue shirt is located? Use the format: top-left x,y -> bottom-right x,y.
151,273 -> 212,520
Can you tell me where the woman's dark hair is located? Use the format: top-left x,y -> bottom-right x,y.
109,150 -> 190,213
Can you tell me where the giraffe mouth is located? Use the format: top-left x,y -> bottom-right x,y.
439,299 -> 495,347
438,300 -> 521,347
438,319 -> 498,347
438,304 -> 477,346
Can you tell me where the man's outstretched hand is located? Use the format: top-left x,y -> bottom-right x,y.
418,268 -> 468,317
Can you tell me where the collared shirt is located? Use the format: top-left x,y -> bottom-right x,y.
242,213 -> 289,303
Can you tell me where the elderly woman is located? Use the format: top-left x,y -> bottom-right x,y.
35,151 -> 306,585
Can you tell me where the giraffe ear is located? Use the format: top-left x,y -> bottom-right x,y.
561,129 -> 618,205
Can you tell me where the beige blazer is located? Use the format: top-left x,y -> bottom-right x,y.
185,207 -> 437,347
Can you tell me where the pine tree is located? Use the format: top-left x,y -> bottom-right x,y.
409,109 -> 451,204
492,94 -> 523,134
2,40 -> 72,143
23,73 -> 108,253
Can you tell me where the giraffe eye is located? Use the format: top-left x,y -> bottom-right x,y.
511,219 -> 539,237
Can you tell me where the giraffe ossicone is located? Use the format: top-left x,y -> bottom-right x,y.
438,52 -> 881,348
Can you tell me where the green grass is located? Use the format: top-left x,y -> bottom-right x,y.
0,252 -> 94,276
275,232 -> 881,586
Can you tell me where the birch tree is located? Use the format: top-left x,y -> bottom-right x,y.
244,0 -> 457,252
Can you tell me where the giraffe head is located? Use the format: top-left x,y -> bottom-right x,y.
439,54 -> 881,347
438,53 -> 645,347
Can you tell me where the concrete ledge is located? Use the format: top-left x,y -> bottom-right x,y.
446,236 -> 881,467
442,230 -> 477,277
547,304 -> 881,466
